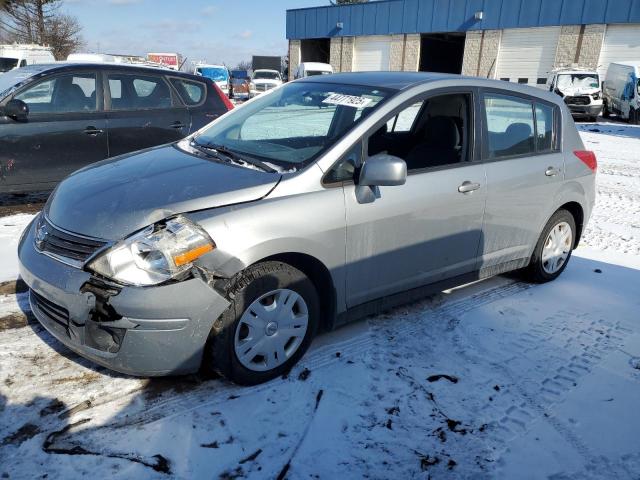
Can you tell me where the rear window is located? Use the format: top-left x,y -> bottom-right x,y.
484,93 -> 558,159
170,78 -> 206,106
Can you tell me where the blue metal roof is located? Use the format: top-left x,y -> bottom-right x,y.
286,0 -> 640,39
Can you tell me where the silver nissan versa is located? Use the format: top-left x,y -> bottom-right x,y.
18,72 -> 597,385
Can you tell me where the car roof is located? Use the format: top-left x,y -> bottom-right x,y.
20,62 -> 201,78
295,71 -> 564,103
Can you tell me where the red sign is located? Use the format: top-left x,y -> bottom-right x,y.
148,54 -> 178,67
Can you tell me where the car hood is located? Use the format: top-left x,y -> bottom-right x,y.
45,144 -> 281,241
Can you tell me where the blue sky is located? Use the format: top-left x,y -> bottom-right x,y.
63,0 -> 322,69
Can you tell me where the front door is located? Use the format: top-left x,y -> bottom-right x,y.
0,70 -> 107,191
104,71 -> 190,156
343,91 -> 487,307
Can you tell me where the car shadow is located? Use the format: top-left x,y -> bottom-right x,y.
577,121 -> 640,139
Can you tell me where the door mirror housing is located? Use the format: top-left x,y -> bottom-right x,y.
359,153 -> 407,187
3,99 -> 29,121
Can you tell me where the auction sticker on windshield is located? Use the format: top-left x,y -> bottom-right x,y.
323,93 -> 372,108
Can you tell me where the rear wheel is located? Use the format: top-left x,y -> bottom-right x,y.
203,261 -> 319,385
523,209 -> 576,283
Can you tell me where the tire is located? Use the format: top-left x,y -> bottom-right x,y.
631,108 -> 639,125
523,209 -> 576,284
603,100 -> 611,119
203,261 -> 319,385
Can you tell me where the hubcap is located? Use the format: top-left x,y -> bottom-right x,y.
234,289 -> 309,372
541,221 -> 573,274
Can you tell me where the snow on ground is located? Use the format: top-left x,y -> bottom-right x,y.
0,121 -> 639,479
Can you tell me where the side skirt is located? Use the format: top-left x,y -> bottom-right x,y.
333,257 -> 529,328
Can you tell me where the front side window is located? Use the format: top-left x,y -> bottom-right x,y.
484,94 -> 535,158
107,74 -> 172,110
191,82 -> 391,170
14,72 -> 97,113
368,93 -> 471,171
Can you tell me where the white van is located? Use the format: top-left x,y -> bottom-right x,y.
547,68 -> 602,122
603,61 -> 640,124
194,63 -> 230,96
67,53 -> 117,63
0,44 -> 55,73
294,62 -> 333,79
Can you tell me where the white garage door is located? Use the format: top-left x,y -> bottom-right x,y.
598,24 -> 640,78
496,27 -> 561,88
353,36 -> 391,71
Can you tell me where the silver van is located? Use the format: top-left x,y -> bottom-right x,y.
18,73 -> 597,385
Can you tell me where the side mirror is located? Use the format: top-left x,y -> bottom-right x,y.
359,153 -> 407,187
637,81 -> 640,96
3,99 -> 29,121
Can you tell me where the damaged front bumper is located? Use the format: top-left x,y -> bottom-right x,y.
18,218 -> 230,376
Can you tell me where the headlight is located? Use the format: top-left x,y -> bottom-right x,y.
88,216 -> 215,286
250,82 -> 256,90
592,92 -> 600,100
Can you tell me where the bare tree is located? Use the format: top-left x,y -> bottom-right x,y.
235,60 -> 252,71
0,0 -> 83,59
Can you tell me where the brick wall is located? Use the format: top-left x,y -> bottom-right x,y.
461,30 -> 501,78
288,40 -> 301,79
554,24 -> 605,70
403,34 -> 421,71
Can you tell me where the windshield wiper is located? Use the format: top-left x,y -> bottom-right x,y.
191,140 -> 277,173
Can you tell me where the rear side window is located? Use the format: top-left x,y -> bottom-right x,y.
484,94 -> 535,158
107,73 -> 172,110
170,78 -> 206,106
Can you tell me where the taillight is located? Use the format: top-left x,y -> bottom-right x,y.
213,83 -> 234,111
574,150 -> 597,172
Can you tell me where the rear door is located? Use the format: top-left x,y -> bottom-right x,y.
169,77 -> 228,132
479,91 -> 564,270
104,70 -> 191,156
0,69 -> 107,191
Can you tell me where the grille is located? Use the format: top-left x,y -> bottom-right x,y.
30,289 -> 69,329
565,95 -> 590,106
255,84 -> 274,92
35,217 -> 107,264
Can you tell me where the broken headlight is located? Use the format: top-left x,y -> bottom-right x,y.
87,216 -> 215,286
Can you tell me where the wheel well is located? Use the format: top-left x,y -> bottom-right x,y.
559,202 -> 584,248
261,252 -> 336,332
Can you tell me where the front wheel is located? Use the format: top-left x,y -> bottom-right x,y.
603,100 -> 611,119
523,209 -> 576,283
203,261 -> 319,385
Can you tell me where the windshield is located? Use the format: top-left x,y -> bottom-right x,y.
0,65 -> 48,97
306,70 -> 331,77
253,71 -> 280,80
192,81 -> 392,169
196,67 -> 229,82
0,57 -> 19,73
557,73 -> 599,90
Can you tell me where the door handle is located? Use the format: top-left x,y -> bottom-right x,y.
170,121 -> 186,129
84,126 -> 104,136
545,166 -> 560,177
458,181 -> 481,193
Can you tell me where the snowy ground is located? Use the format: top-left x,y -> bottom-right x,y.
1,121 -> 639,479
